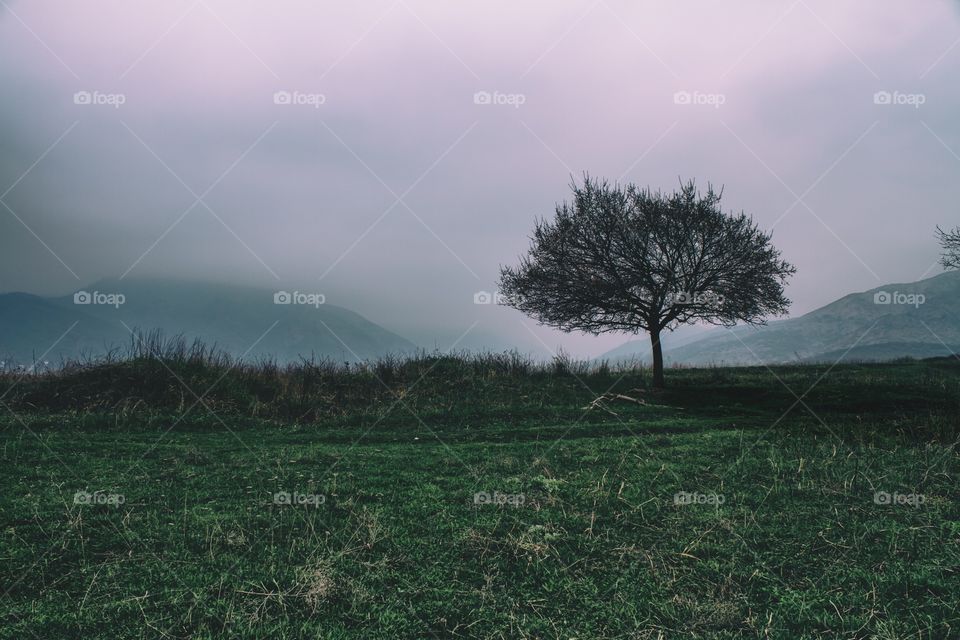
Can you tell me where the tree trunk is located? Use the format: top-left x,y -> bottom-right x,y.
650,327 -> 665,388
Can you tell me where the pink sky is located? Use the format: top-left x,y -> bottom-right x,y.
1,0 -> 958,356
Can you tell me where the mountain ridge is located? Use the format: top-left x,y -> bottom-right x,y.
0,278 -> 417,365
599,270 -> 960,365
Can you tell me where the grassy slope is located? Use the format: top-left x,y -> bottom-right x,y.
0,354 -> 958,639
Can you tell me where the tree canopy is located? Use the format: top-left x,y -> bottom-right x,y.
499,177 -> 796,387
937,226 -> 960,270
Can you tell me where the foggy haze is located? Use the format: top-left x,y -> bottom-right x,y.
1,0 -> 958,358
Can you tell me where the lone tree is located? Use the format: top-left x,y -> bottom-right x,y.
937,225 -> 960,270
499,177 -> 796,388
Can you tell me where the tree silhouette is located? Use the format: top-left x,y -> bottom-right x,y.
499,177 -> 795,388
937,226 -> 960,270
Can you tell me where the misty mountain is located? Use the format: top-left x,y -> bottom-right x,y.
597,324 -> 716,363
599,271 -> 960,365
0,279 -> 416,365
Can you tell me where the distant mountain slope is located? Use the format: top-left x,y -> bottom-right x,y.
0,293 -> 121,364
0,279 -> 416,365
596,324 -> 715,363
599,271 -> 960,365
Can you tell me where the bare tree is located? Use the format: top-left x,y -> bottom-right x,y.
499,177 -> 795,388
937,226 -> 960,270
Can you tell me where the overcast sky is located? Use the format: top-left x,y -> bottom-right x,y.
1,0 -> 958,358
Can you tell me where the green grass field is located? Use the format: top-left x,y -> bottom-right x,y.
1,351 -> 958,638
